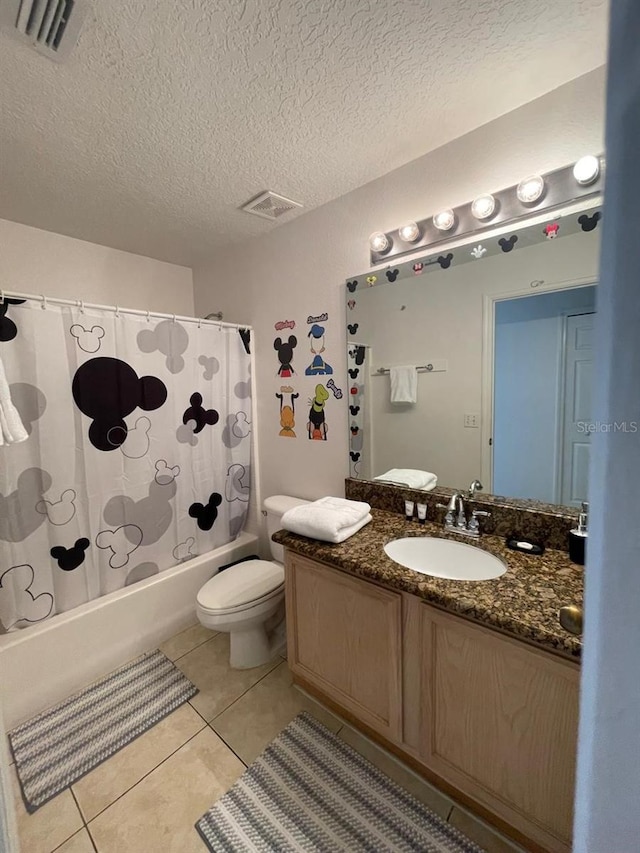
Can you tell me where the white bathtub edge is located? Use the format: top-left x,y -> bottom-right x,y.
0,533 -> 259,729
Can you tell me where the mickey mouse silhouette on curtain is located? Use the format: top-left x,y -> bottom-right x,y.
305,324 -> 333,375
274,336 -> 297,378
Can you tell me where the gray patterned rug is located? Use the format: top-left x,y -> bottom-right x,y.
9,649 -> 197,812
196,712 -> 485,852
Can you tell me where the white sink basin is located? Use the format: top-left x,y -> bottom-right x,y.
384,536 -> 506,581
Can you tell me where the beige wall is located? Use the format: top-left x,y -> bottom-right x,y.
0,219 -> 193,314
196,69 -> 605,504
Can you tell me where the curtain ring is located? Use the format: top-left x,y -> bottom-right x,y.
197,317 -> 202,329
146,310 -> 151,323
115,305 -> 120,317
80,300 -> 85,314
41,294 -> 47,310
172,314 -> 176,323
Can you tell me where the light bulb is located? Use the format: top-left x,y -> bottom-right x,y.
471,194 -> 497,220
369,231 -> 391,253
433,209 -> 456,231
573,155 -> 600,186
516,175 -> 545,204
398,221 -> 420,242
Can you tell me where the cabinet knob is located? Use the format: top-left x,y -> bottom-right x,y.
558,604 -> 583,635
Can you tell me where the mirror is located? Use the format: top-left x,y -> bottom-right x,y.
345,205 -> 601,508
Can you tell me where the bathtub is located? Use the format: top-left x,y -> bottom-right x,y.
0,532 -> 259,730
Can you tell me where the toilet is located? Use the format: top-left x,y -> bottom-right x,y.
196,495 -> 308,669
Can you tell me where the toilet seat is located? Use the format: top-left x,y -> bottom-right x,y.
197,559 -> 284,615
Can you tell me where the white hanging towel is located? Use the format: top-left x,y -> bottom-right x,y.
389,365 -> 418,404
0,355 -> 28,446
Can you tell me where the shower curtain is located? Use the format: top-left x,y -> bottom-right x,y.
0,300 -> 252,631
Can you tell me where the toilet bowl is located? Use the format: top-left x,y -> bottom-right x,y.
196,495 -> 308,669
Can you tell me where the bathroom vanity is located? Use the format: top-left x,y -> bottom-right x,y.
274,508 -> 582,853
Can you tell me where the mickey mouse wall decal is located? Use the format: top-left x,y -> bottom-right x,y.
348,368 -> 359,379
498,235 -> 518,253
347,323 -> 359,335
578,211 -> 601,232
347,280 -> 358,293
386,269 -> 399,282
437,253 -> 454,269
274,336 -> 297,378
543,223 -> 560,240
347,299 -> 356,310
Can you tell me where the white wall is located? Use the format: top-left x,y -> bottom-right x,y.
0,219 -> 193,314
193,68 -> 606,503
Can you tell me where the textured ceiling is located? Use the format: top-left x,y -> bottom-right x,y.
0,0 -> 608,266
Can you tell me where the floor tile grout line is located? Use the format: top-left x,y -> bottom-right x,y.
81,719 -> 208,825
86,821 -> 99,853
187,702 -> 248,768
165,631 -> 220,664
201,656 -> 284,725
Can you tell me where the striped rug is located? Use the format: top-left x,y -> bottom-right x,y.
9,649 -> 197,813
196,712 -> 485,852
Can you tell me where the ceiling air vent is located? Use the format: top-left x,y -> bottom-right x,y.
241,191 -> 303,221
0,0 -> 87,61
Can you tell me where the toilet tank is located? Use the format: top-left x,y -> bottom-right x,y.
264,495 -> 310,563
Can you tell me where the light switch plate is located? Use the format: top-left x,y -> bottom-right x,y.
464,413 -> 480,428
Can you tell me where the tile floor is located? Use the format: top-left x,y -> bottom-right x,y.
11,622 -> 526,853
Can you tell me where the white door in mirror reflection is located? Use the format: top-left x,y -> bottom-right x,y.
559,313 -> 594,507
493,286 -> 596,507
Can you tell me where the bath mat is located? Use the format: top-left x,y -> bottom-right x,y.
196,712 -> 485,852
9,649 -> 198,813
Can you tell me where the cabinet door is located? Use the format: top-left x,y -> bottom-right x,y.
286,553 -> 402,741
420,606 -> 579,852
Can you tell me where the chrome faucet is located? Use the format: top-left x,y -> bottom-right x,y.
436,491 -> 491,539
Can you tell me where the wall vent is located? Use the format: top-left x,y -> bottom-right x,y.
241,191 -> 303,221
0,0 -> 87,61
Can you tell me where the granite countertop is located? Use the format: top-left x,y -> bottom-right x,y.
274,509 -> 583,661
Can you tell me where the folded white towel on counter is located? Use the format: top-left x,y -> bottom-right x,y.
281,496 -> 372,543
0,355 -> 28,446
389,365 -> 418,404
374,469 -> 438,491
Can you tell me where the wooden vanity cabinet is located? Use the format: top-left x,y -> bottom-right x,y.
418,606 -> 579,852
285,553 -> 403,741
285,551 -> 580,853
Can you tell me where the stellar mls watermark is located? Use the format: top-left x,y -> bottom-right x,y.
577,421 -> 638,434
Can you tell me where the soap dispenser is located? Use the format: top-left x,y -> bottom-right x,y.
568,502 -> 588,565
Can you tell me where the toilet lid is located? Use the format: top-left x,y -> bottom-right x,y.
197,560 -> 285,611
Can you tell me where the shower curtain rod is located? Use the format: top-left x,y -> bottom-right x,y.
0,290 -> 252,331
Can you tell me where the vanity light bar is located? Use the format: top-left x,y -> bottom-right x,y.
369,156 -> 604,263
